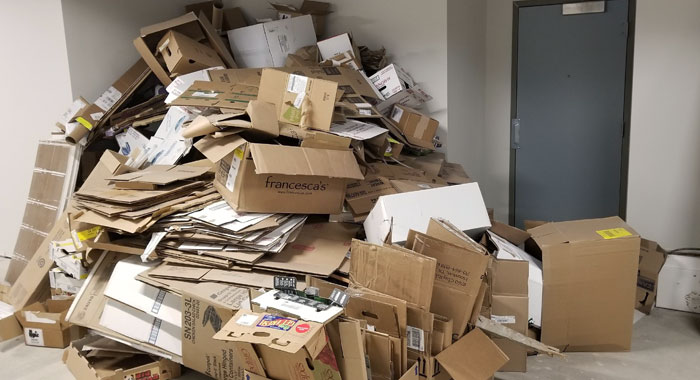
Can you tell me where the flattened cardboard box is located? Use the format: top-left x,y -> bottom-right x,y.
62,335 -> 182,380
214,140 -> 363,214
527,216 -> 641,351
182,282 -> 251,380
134,12 -> 236,85
169,81 -> 258,111
436,328 -> 508,380
636,239 -> 667,314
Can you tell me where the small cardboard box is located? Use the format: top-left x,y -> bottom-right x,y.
390,104 -> 439,150
527,216 -> 641,351
257,68 -> 339,131
227,15 -> 317,68
369,63 -> 414,99
364,182 -> 491,245
272,1 -> 331,37
157,30 -> 225,77
636,239 -> 667,314
62,335 -> 182,380
657,251 -> 700,314
15,299 -> 86,348
214,140 -> 363,214
134,12 -> 236,85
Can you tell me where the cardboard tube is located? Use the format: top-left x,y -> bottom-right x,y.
212,1 -> 224,31
65,122 -> 90,144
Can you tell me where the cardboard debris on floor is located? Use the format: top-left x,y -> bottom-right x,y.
7,2 -> 678,380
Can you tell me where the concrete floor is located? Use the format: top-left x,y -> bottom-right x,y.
1,308 -> 699,380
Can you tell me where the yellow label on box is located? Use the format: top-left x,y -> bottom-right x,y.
76,117 -> 93,130
234,147 -> 245,160
596,228 -> 632,240
76,226 -> 101,241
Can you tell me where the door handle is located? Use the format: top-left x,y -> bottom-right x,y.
511,119 -> 521,149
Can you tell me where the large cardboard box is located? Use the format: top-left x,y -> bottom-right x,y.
390,104 -> 439,150
15,298 -> 86,348
227,15 -> 317,68
364,183 -> 491,245
636,239 -> 667,314
62,335 -> 182,380
134,12 -> 236,85
527,217 -> 641,351
157,30 -> 225,77
214,140 -> 363,214
181,282 -> 251,380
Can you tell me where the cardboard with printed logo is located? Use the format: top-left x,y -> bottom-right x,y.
636,239 -> 667,314
15,298 -> 86,348
214,310 -> 342,380
526,216 -> 641,351
214,140 -> 363,214
181,282 -> 252,380
257,68 -> 339,131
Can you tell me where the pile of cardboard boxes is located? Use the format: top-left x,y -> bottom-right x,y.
0,2 -> 677,380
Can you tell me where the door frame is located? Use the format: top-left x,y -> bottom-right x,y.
508,0 -> 637,225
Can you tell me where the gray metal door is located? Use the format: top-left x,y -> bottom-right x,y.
512,0 -> 630,228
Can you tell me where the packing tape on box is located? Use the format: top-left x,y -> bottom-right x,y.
414,116 -> 430,139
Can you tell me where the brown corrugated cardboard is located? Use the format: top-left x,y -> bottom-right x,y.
527,216 -> 641,351
349,240 -> 437,310
134,12 -> 236,85
406,230 -> 489,340
329,318 -> 369,380
389,179 -> 446,194
186,100 -> 279,140
209,68 -> 263,86
390,104 -> 439,150
489,259 -> 529,372
636,239 -> 667,314
214,140 -> 363,214
0,308 -> 22,342
108,165 -> 209,189
279,66 -> 379,100
257,68 -> 338,131
181,282 -> 250,380
272,1 -> 332,37
169,81 -> 258,111
15,298 -> 86,348
344,175 -> 397,217
62,335 -> 182,380
157,30 -> 225,77
438,162 -> 472,184
435,328 -> 508,380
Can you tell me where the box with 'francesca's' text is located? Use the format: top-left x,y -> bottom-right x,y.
214,140 -> 363,214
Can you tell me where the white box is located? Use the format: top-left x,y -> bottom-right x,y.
104,256 -> 182,328
227,15 -> 317,68
369,63 -> 415,99
317,33 -> 354,61
657,254 -> 700,314
364,182 -> 491,245
49,268 -> 85,295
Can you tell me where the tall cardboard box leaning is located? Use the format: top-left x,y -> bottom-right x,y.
526,217 -> 641,351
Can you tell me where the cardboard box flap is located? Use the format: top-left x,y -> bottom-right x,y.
213,310 -> 325,354
530,216 -> 639,246
249,144 -> 364,179
109,165 -> 209,185
436,328 -> 509,380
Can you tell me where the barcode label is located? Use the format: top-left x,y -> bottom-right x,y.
596,228 -> 632,240
491,315 -> 516,324
406,325 -> 425,352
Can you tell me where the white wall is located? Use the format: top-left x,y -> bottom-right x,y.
482,0 -> 700,249
61,0 -> 199,101
227,0 -> 450,149
0,1 -> 72,259
626,0 -> 700,248
447,0 -> 487,185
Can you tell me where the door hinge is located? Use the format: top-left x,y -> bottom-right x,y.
511,119 -> 521,149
